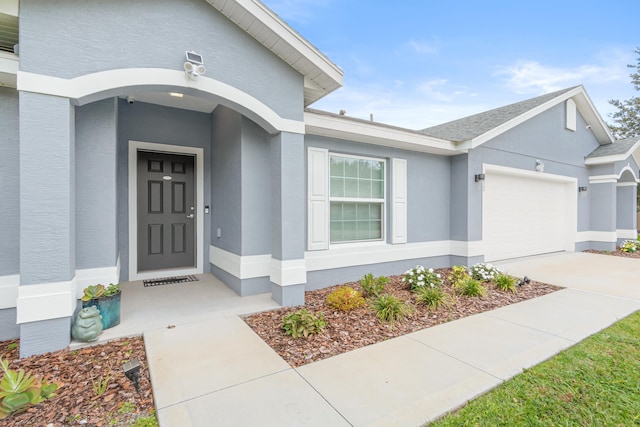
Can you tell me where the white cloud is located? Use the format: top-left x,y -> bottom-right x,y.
407,39 -> 439,55
309,83 -> 487,129
495,56 -> 630,95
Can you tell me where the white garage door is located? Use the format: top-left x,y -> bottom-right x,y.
483,169 -> 576,262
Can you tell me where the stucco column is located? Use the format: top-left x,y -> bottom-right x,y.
270,132 -> 306,306
18,92 -> 76,357
589,181 -> 617,251
616,182 -> 638,240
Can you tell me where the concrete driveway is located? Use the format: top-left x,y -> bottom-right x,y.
147,252 -> 640,427
495,251 -> 640,300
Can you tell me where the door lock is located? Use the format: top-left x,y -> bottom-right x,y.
186,213 -> 194,219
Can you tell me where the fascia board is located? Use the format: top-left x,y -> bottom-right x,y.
207,0 -> 343,101
305,112 -> 462,156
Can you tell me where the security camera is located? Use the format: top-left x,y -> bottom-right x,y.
127,96 -> 135,104
586,125 -> 592,130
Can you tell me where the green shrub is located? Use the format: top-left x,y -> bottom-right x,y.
281,309 -> 326,338
415,286 -> 454,311
455,277 -> 487,297
469,263 -> 502,282
620,240 -> 639,253
359,273 -> 389,298
371,294 -> 412,327
448,265 -> 470,284
0,358 -> 61,419
493,273 -> 518,293
326,286 -> 366,311
402,265 -> 442,291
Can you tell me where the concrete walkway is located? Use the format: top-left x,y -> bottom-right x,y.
145,252 -> 640,426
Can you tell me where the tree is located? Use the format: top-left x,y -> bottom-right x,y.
608,47 -> 640,140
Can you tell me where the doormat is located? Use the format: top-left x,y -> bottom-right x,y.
143,275 -> 199,287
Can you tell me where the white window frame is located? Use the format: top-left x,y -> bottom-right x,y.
328,153 -> 387,245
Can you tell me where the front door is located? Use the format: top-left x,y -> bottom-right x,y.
137,151 -> 196,272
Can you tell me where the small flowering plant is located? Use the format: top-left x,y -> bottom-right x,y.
469,263 -> 502,282
402,265 -> 442,291
620,240 -> 639,253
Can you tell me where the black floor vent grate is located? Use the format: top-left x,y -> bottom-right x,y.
143,275 -> 199,287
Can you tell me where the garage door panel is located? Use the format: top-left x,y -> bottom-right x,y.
483,172 -> 571,262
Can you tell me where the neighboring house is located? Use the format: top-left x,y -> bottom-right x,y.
0,0 -> 638,357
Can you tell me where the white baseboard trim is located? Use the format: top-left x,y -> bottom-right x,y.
209,246 -> 271,279
0,275 -> 19,310
17,278 -> 76,324
75,263 -> 120,299
576,231 -> 617,243
270,259 -> 307,286
305,240 -> 484,272
617,229 -> 638,239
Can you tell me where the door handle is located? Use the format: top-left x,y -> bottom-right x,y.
186,214 -> 194,219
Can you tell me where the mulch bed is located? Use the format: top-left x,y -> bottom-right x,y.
244,270 -> 562,367
585,248 -> 640,259
0,337 -> 154,427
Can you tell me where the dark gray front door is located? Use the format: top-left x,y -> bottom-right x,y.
137,151 -> 196,272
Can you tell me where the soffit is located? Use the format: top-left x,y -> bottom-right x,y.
206,0 -> 343,106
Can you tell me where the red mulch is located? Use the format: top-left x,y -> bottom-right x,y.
244,270 -> 562,367
0,337 -> 154,427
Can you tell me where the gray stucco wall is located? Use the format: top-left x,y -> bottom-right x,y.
468,103 -> 601,234
211,106 -> 242,255
117,100 -> 212,280
0,308 -> 19,341
0,87 -> 19,276
241,117 -> 272,256
75,99 -> 119,269
19,0 -> 303,120
304,135 -> 452,245
20,92 -> 76,284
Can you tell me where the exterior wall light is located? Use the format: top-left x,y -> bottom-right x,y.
474,174 -> 485,182
578,186 -> 588,192
535,160 -> 545,172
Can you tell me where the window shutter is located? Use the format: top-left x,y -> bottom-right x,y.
391,158 -> 407,244
308,147 -> 329,250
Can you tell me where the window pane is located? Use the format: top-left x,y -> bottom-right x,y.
330,202 -> 382,243
372,180 -> 384,198
330,156 -> 344,177
344,158 -> 359,178
372,162 -> 384,179
359,160 -> 372,179
344,178 -> 358,197
330,177 -> 344,197
358,179 -> 372,198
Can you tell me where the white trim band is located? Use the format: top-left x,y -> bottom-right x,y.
617,229 -> 638,239
306,240 -> 484,272
589,174 -> 618,184
270,259 -> 307,286
17,279 -> 77,324
17,70 -> 305,135
576,231 -> 617,243
209,246 -> 271,279
0,275 -> 19,310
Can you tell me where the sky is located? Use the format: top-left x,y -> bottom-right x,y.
261,0 -> 639,130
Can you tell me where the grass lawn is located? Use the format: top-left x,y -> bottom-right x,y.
431,310 -> 640,426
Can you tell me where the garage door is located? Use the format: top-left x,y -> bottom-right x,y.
483,169 -> 576,262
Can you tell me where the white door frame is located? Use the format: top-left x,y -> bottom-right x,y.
128,140 -> 204,281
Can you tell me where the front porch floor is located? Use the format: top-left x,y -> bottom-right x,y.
70,273 -> 281,349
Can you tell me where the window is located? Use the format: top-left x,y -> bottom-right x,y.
307,147 -> 405,251
329,154 -> 385,243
